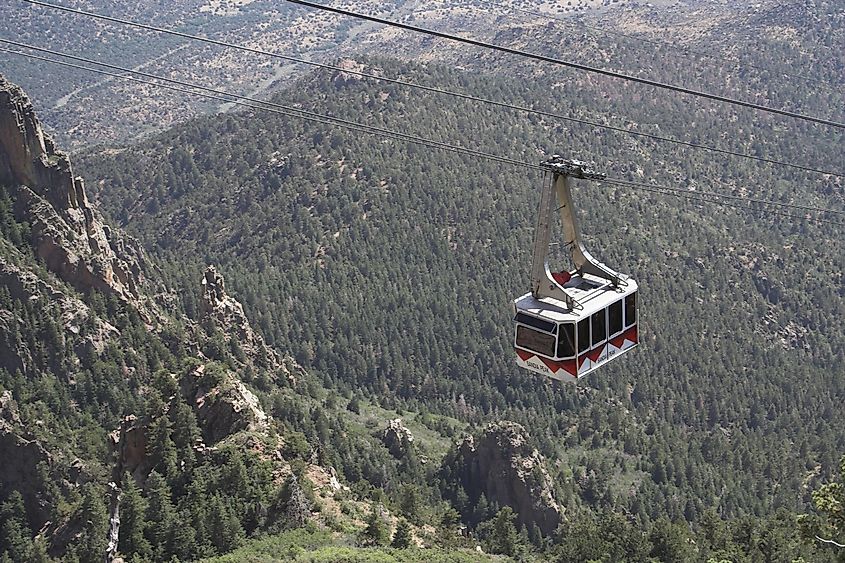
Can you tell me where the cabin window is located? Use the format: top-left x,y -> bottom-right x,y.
516,326 -> 556,357
577,318 -> 590,354
514,312 -> 557,334
609,299 -> 623,336
625,293 -> 637,327
557,323 -> 575,358
591,309 -> 607,347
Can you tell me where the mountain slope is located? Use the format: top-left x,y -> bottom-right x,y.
78,54 -> 844,532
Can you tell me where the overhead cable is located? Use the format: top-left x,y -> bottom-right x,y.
464,0 -> 839,92
283,0 -> 845,129
0,43 -> 537,171
3,44 -> 842,228
601,177 -> 844,217
15,0 -> 843,176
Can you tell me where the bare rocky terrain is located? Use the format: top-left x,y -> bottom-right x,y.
4,0 -> 838,148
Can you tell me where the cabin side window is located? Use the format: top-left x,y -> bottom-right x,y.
577,318 -> 590,354
591,309 -> 607,347
625,292 -> 637,327
557,323 -> 575,358
609,299 -> 623,336
516,326 -> 556,357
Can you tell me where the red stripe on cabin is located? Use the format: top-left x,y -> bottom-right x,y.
586,347 -> 604,363
559,359 -> 577,376
542,357 -> 559,372
516,349 -> 534,362
610,325 -> 638,348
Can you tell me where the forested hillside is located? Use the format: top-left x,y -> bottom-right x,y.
79,51 -> 844,560
2,0 -> 844,560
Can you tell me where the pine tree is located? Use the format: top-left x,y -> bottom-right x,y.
391,518 -> 413,548
119,474 -> 150,559
0,491 -> 34,562
147,410 -> 178,482
399,484 -> 422,524
283,476 -> 313,529
480,507 -> 524,558
74,483 -> 109,563
361,504 -> 390,546
208,495 -> 244,554
145,471 -> 175,559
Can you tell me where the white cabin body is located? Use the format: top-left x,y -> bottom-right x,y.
513,272 -> 638,382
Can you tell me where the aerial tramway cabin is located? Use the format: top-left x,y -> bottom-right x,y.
513,157 -> 638,382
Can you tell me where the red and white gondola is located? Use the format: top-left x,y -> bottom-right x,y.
513,157 -> 638,382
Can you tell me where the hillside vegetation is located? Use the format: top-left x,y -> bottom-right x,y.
78,48 -> 843,559
1,0 -> 843,560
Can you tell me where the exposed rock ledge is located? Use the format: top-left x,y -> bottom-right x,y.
0,74 -> 148,304
448,421 -> 563,535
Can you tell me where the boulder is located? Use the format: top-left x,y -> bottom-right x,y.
382,418 -> 414,458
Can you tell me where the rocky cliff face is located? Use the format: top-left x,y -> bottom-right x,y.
446,421 -> 563,535
200,265 -> 300,385
0,76 -> 311,558
0,74 -> 147,303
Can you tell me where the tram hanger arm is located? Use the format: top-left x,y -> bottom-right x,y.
530,156 -> 626,308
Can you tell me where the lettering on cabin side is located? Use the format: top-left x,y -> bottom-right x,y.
527,359 -> 549,373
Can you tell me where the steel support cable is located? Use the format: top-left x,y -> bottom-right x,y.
283,0 -> 845,130
14,1 -> 843,177
463,0 -> 840,92
603,181 -> 845,227
2,45 -> 842,228
600,177 -> 845,217
0,43 -> 540,171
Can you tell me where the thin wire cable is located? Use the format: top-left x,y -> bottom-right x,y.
0,44 -> 539,171
3,45 -> 842,228
13,1 -> 842,176
464,0 -> 840,92
601,177 -> 845,217
604,181 -> 845,227
283,0 -> 845,129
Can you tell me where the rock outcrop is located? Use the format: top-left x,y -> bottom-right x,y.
199,265 -> 300,384
0,255 -> 120,375
445,421 -> 563,535
0,74 -> 147,303
382,418 -> 414,458
180,363 -> 270,444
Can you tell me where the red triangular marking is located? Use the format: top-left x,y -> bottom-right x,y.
586,347 -> 604,362
578,355 -> 589,368
623,325 -> 638,344
610,332 -> 627,348
516,349 -> 533,362
542,357 -> 560,372
560,359 -> 577,376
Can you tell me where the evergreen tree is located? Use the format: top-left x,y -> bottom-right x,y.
480,507 -> 524,558
147,410 -> 178,482
391,518 -> 413,548
399,484 -> 422,524
0,492 -> 34,562
73,483 -> 109,563
118,474 -> 151,560
145,471 -> 175,559
208,495 -> 244,554
360,504 -> 390,547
